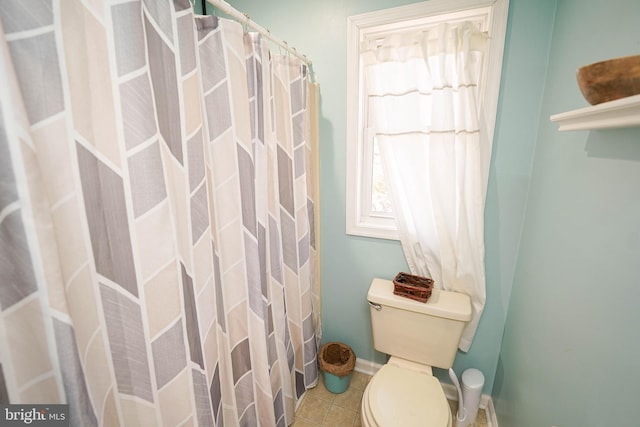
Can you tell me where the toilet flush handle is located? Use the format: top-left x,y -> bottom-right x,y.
368,301 -> 382,311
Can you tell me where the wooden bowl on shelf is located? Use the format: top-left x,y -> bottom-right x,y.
576,55 -> 640,105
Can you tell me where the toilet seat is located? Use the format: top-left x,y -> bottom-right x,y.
361,364 -> 452,427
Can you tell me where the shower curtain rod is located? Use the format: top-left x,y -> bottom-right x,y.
204,0 -> 313,68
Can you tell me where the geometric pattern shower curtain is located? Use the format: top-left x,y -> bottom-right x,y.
0,1 -> 319,426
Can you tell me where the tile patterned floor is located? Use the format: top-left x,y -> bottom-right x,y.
293,371 -> 488,427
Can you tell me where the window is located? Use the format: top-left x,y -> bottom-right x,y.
345,0 -> 508,239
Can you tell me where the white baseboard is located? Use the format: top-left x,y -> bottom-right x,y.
354,357 -> 384,376
437,384 -> 499,427
356,358 -> 498,427
485,397 -> 499,427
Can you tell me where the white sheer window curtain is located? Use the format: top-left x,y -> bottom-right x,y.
363,22 -> 490,351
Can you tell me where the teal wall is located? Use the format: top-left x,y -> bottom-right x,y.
492,0 -> 640,426
223,0 -> 555,395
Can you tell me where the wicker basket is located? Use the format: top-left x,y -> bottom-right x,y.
393,272 -> 434,303
318,342 -> 355,378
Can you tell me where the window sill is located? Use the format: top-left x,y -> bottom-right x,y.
346,220 -> 399,241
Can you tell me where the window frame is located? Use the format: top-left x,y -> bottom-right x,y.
345,0 -> 509,240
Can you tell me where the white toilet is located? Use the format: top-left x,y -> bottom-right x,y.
361,278 -> 472,427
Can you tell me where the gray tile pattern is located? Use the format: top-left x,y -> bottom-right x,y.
53,319 -> 98,427
277,146 -> 294,216
187,129 -> 205,192
205,85 -> 232,139
151,318 -> 187,388
145,14 -> 182,164
177,14 -> 197,75
268,215 -> 284,283
0,0 -> 53,34
209,364 -> 222,424
244,232 -> 263,316
280,208 -> 298,272
0,109 -> 17,213
100,284 -> 153,402
198,28 -> 226,91
128,141 -> 167,217
231,339 -> 251,384
77,143 -> 138,297
237,145 -> 257,237
181,264 -> 204,369
143,0 -> 173,44
192,368 -> 215,426
190,183 -> 209,244
236,374 -> 257,423
120,73 -> 158,150
8,32 -> 63,124
212,247 -> 226,333
112,1 -> 146,77
0,364 -> 8,404
0,210 -> 37,310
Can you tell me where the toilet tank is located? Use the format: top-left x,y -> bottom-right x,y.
367,278 -> 472,369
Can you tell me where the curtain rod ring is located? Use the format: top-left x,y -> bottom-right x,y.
242,12 -> 250,29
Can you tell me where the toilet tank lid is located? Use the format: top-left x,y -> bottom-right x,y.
368,278 -> 472,321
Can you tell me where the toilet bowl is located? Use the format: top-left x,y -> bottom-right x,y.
361,361 -> 452,427
362,278 -> 472,427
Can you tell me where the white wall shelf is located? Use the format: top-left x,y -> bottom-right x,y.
550,94 -> 640,131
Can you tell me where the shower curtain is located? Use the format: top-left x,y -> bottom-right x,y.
0,1 -> 320,426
